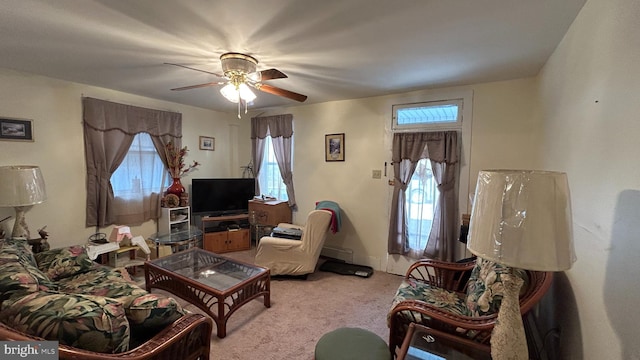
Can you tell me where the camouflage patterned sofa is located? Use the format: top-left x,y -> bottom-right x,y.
0,238 -> 212,359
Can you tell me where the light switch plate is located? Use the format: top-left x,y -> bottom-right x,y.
372,170 -> 382,179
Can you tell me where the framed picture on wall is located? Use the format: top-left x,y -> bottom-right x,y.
325,133 -> 345,162
0,118 -> 33,142
199,136 -> 215,151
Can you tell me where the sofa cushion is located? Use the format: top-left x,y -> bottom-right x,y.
58,266 -> 185,330
0,262 -> 57,300
388,278 -> 469,325
1,238 -> 38,266
34,245 -> 96,281
0,243 -> 57,298
464,257 -> 529,317
0,291 -> 130,353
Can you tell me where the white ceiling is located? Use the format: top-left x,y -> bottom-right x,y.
0,0 -> 586,113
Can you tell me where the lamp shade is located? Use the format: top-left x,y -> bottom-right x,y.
467,170 -> 576,271
0,165 -> 47,207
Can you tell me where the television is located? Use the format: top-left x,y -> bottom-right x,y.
191,178 -> 256,216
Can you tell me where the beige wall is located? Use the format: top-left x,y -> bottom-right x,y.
537,0 -> 640,358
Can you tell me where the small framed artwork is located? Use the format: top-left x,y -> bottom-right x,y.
0,118 -> 33,142
199,136 -> 215,151
325,133 -> 345,162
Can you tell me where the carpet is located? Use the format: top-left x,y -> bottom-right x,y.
153,248 -> 403,360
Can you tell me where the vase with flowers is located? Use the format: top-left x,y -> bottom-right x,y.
165,142 -> 200,199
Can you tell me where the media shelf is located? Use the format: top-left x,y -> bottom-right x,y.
158,206 -> 191,236
201,213 -> 250,253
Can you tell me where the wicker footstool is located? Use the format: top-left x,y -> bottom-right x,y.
315,327 -> 390,360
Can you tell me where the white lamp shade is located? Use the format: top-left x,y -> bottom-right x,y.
0,165 -> 47,207
467,170 -> 576,271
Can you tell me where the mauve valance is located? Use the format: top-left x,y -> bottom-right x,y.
251,114 -> 293,139
392,131 -> 458,164
82,97 -> 182,138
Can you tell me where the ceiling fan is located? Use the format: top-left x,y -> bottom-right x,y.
166,52 -> 307,117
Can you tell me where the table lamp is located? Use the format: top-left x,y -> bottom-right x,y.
467,170 -> 576,360
0,166 -> 47,239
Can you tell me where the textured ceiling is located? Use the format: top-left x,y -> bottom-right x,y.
0,0 -> 586,113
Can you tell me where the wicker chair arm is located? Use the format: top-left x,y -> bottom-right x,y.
390,300 -> 497,332
405,258 -> 476,292
0,313 -> 213,360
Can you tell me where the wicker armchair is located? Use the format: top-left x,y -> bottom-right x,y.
388,257 -> 552,354
0,313 -> 213,360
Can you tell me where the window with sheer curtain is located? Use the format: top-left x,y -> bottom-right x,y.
389,98 -> 464,261
111,133 -> 168,224
251,114 -> 297,208
257,136 -> 289,201
82,97 -> 181,227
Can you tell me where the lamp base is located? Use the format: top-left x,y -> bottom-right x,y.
11,206 -> 31,239
491,273 -> 528,360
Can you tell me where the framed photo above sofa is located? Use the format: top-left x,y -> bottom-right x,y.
325,133 -> 345,162
0,118 -> 33,142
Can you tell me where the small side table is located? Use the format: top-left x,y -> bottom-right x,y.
148,225 -> 203,258
396,323 -> 491,360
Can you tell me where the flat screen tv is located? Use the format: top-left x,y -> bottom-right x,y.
191,178 -> 256,216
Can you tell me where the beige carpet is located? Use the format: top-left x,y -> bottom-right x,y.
154,248 -> 403,360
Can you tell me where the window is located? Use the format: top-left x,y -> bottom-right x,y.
392,99 -> 462,131
111,133 -> 167,200
406,159 -> 439,251
257,136 -> 289,201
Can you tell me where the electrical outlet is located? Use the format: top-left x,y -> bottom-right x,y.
372,170 -> 382,179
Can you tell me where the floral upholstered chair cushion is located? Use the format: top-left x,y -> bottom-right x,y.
0,241 -> 57,298
0,291 -> 130,353
34,245 -> 96,281
58,266 -> 186,330
464,257 -> 529,317
388,277 -> 470,325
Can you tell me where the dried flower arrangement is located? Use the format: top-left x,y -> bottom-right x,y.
165,141 -> 200,178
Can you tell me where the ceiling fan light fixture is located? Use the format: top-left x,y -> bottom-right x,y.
238,83 -> 256,102
220,83 -> 256,104
220,83 -> 240,103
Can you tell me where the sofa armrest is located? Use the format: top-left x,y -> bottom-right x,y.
0,313 -> 213,360
405,258 -> 476,292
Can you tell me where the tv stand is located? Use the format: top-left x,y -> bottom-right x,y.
201,213 -> 250,253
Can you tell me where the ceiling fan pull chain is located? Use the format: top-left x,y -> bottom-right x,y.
237,99 -> 241,119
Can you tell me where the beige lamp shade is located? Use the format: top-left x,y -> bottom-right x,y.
467,170 -> 576,271
0,166 -> 47,207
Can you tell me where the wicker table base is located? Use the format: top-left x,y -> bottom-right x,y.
145,248 -> 270,338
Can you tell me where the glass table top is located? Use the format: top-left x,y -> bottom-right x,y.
149,226 -> 203,245
149,248 -> 266,291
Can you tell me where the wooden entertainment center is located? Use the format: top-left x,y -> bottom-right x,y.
201,213 -> 251,253
200,200 -> 292,253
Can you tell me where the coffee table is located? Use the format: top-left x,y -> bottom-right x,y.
144,248 -> 270,338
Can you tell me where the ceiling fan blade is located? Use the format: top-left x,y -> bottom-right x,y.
164,62 -> 224,78
257,84 -> 307,102
259,68 -> 288,81
170,81 -> 225,91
